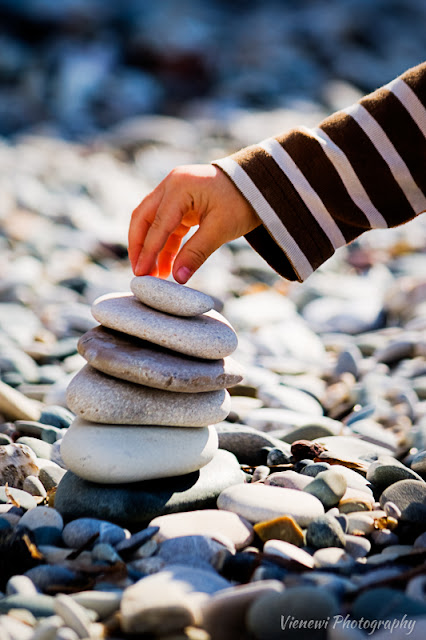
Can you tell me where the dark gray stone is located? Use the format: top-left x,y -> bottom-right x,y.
55,449 -> 245,527
300,462 -> 331,477
215,423 -> 291,466
303,469 -> 347,509
367,456 -> 424,491
25,566 -> 81,593
62,518 -> 127,548
380,479 -> 426,524
306,516 -> 346,550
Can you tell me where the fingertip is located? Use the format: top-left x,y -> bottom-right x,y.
174,266 -> 192,284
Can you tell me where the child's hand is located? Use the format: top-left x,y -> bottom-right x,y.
128,164 -> 260,283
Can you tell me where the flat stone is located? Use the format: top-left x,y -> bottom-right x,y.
22,475 -> 47,498
217,483 -> 324,527
345,534 -> 371,558
16,437 -> 53,460
60,419 -> 218,483
156,535 -> 227,570
254,515 -> 304,546
345,513 -> 375,535
263,539 -> 314,568
367,456 -> 424,491
0,594 -> 55,617
257,385 -> 323,415
54,594 -> 92,639
24,565 -> 81,593
18,506 -> 63,532
264,470 -> 313,491
78,326 -> 243,392
92,293 -> 237,359
0,443 -> 40,489
202,580 -> 284,640
0,486 -> 37,511
71,591 -> 122,620
39,462 -> 67,491
67,365 -> 230,426
62,518 -> 127,548
339,498 -> 372,513
54,449 -> 245,527
150,510 -> 253,550
313,435 -> 393,464
215,423 -> 291,466
245,408 -> 341,433
130,276 -> 215,317
313,547 -> 355,569
303,469 -> 347,509
306,515 -> 346,549
247,586 -> 339,640
380,479 -> 426,524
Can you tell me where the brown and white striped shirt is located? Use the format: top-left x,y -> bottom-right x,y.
213,62 -> 426,281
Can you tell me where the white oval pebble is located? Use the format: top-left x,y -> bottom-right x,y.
131,276 -> 215,316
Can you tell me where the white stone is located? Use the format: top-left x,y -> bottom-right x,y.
91,293 -> 237,359
264,540 -> 315,568
67,365 -> 231,427
130,276 -> 214,316
0,443 -> 40,489
60,419 -> 218,483
217,483 -> 324,527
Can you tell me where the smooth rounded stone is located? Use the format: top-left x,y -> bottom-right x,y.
323,465 -> 373,494
0,594 -> 55,618
15,421 -> 63,445
214,423 -> 291,466
71,591 -> 122,620
264,470 -> 312,491
22,475 -> 47,498
38,462 -> 67,491
229,396 -> 263,421
54,594 -> 92,639
351,587 -> 426,622
55,450 -> 245,527
247,586 -> 339,640
345,513 -> 375,535
245,408 -> 341,433
61,420 -> 218,483
31,616 -> 67,640
16,437 -> 53,461
223,290 -> 296,332
383,501 -> 402,519
67,365 -> 230,426
302,295 -> 384,335
380,479 -> 426,524
338,498 -> 372,514
78,326 -> 243,393
254,515 -> 304,546
0,616 -> 34,640
18,506 -> 63,532
345,534 -> 371,558
300,462 -> 331,477
312,435 -> 394,463
92,293 -> 238,360
0,486 -> 37,511
62,518 -> 127,548
263,540 -> 314,568
6,574 -> 39,597
411,450 -> 426,479
157,535 -> 227,569
340,487 -> 375,507
115,526 -> 159,556
201,580 -> 284,640
334,345 -> 362,378
55,628 -> 80,640
313,547 -> 355,569
150,510 -> 253,550
414,531 -> 426,549
25,566 -> 80,593
304,470 -> 347,509
306,516 -> 346,550
0,443 -> 40,489
266,448 -> 291,466
257,385 -> 323,415
120,567 -> 230,634
406,575 -> 426,604
39,406 -> 75,429
278,423 -> 339,444
252,465 -> 270,482
217,484 -> 324,527
349,419 -> 399,452
92,542 -> 122,565
371,529 -> 399,547
130,276 -> 215,317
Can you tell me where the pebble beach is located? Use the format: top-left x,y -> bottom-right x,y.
1,1 -> 426,639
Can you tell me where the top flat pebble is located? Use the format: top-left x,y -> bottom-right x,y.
131,276 -> 214,317
92,293 -> 237,360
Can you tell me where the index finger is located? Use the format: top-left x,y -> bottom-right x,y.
128,187 -> 164,272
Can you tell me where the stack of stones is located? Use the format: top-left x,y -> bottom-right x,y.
59,276 -> 244,487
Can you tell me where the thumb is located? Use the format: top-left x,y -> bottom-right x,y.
172,218 -> 223,284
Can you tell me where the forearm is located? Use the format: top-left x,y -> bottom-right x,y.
213,62 -> 426,282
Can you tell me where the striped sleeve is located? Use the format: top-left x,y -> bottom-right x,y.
213,62 -> 426,282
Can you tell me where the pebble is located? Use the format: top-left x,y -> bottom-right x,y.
380,479 -> 426,524
313,547 -> 355,569
257,384 -> 324,415
0,486 -> 37,511
130,276 -> 215,317
345,513 -> 375,535
411,450 -> 426,478
306,516 -> 347,550
303,469 -> 347,509
70,590 -> 122,620
264,470 -> 312,490
78,326 -> 243,392
55,449 -> 245,526
150,510 -> 253,549
156,535 -> 227,569
60,419 -> 218,483
54,594 -> 92,639
39,463 -> 67,491
16,437 -> 53,461
263,540 -> 315,568
0,594 -> 55,618
62,518 -> 127,548
367,456 -> 424,490
246,586 -> 339,640
0,443 -> 40,489
24,566 -> 81,593
214,423 -> 291,466
254,515 -> 304,546
201,580 -> 284,640
92,293 -> 238,360
18,506 -> 63,532
67,365 -> 230,426
344,534 -> 371,558
6,575 -> 39,597
217,483 -> 324,527
22,475 -> 47,498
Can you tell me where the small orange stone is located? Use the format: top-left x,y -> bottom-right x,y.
254,515 -> 304,546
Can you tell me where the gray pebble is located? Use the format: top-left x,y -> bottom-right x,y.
39,463 -> 67,491
303,469 -> 347,509
24,566 -> 80,593
300,462 -> 331,477
130,275 -> 215,316
22,475 -> 47,498
18,506 -> 63,532
157,535 -> 226,570
306,515 -> 346,550
62,518 -> 127,548
380,479 -> 426,524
